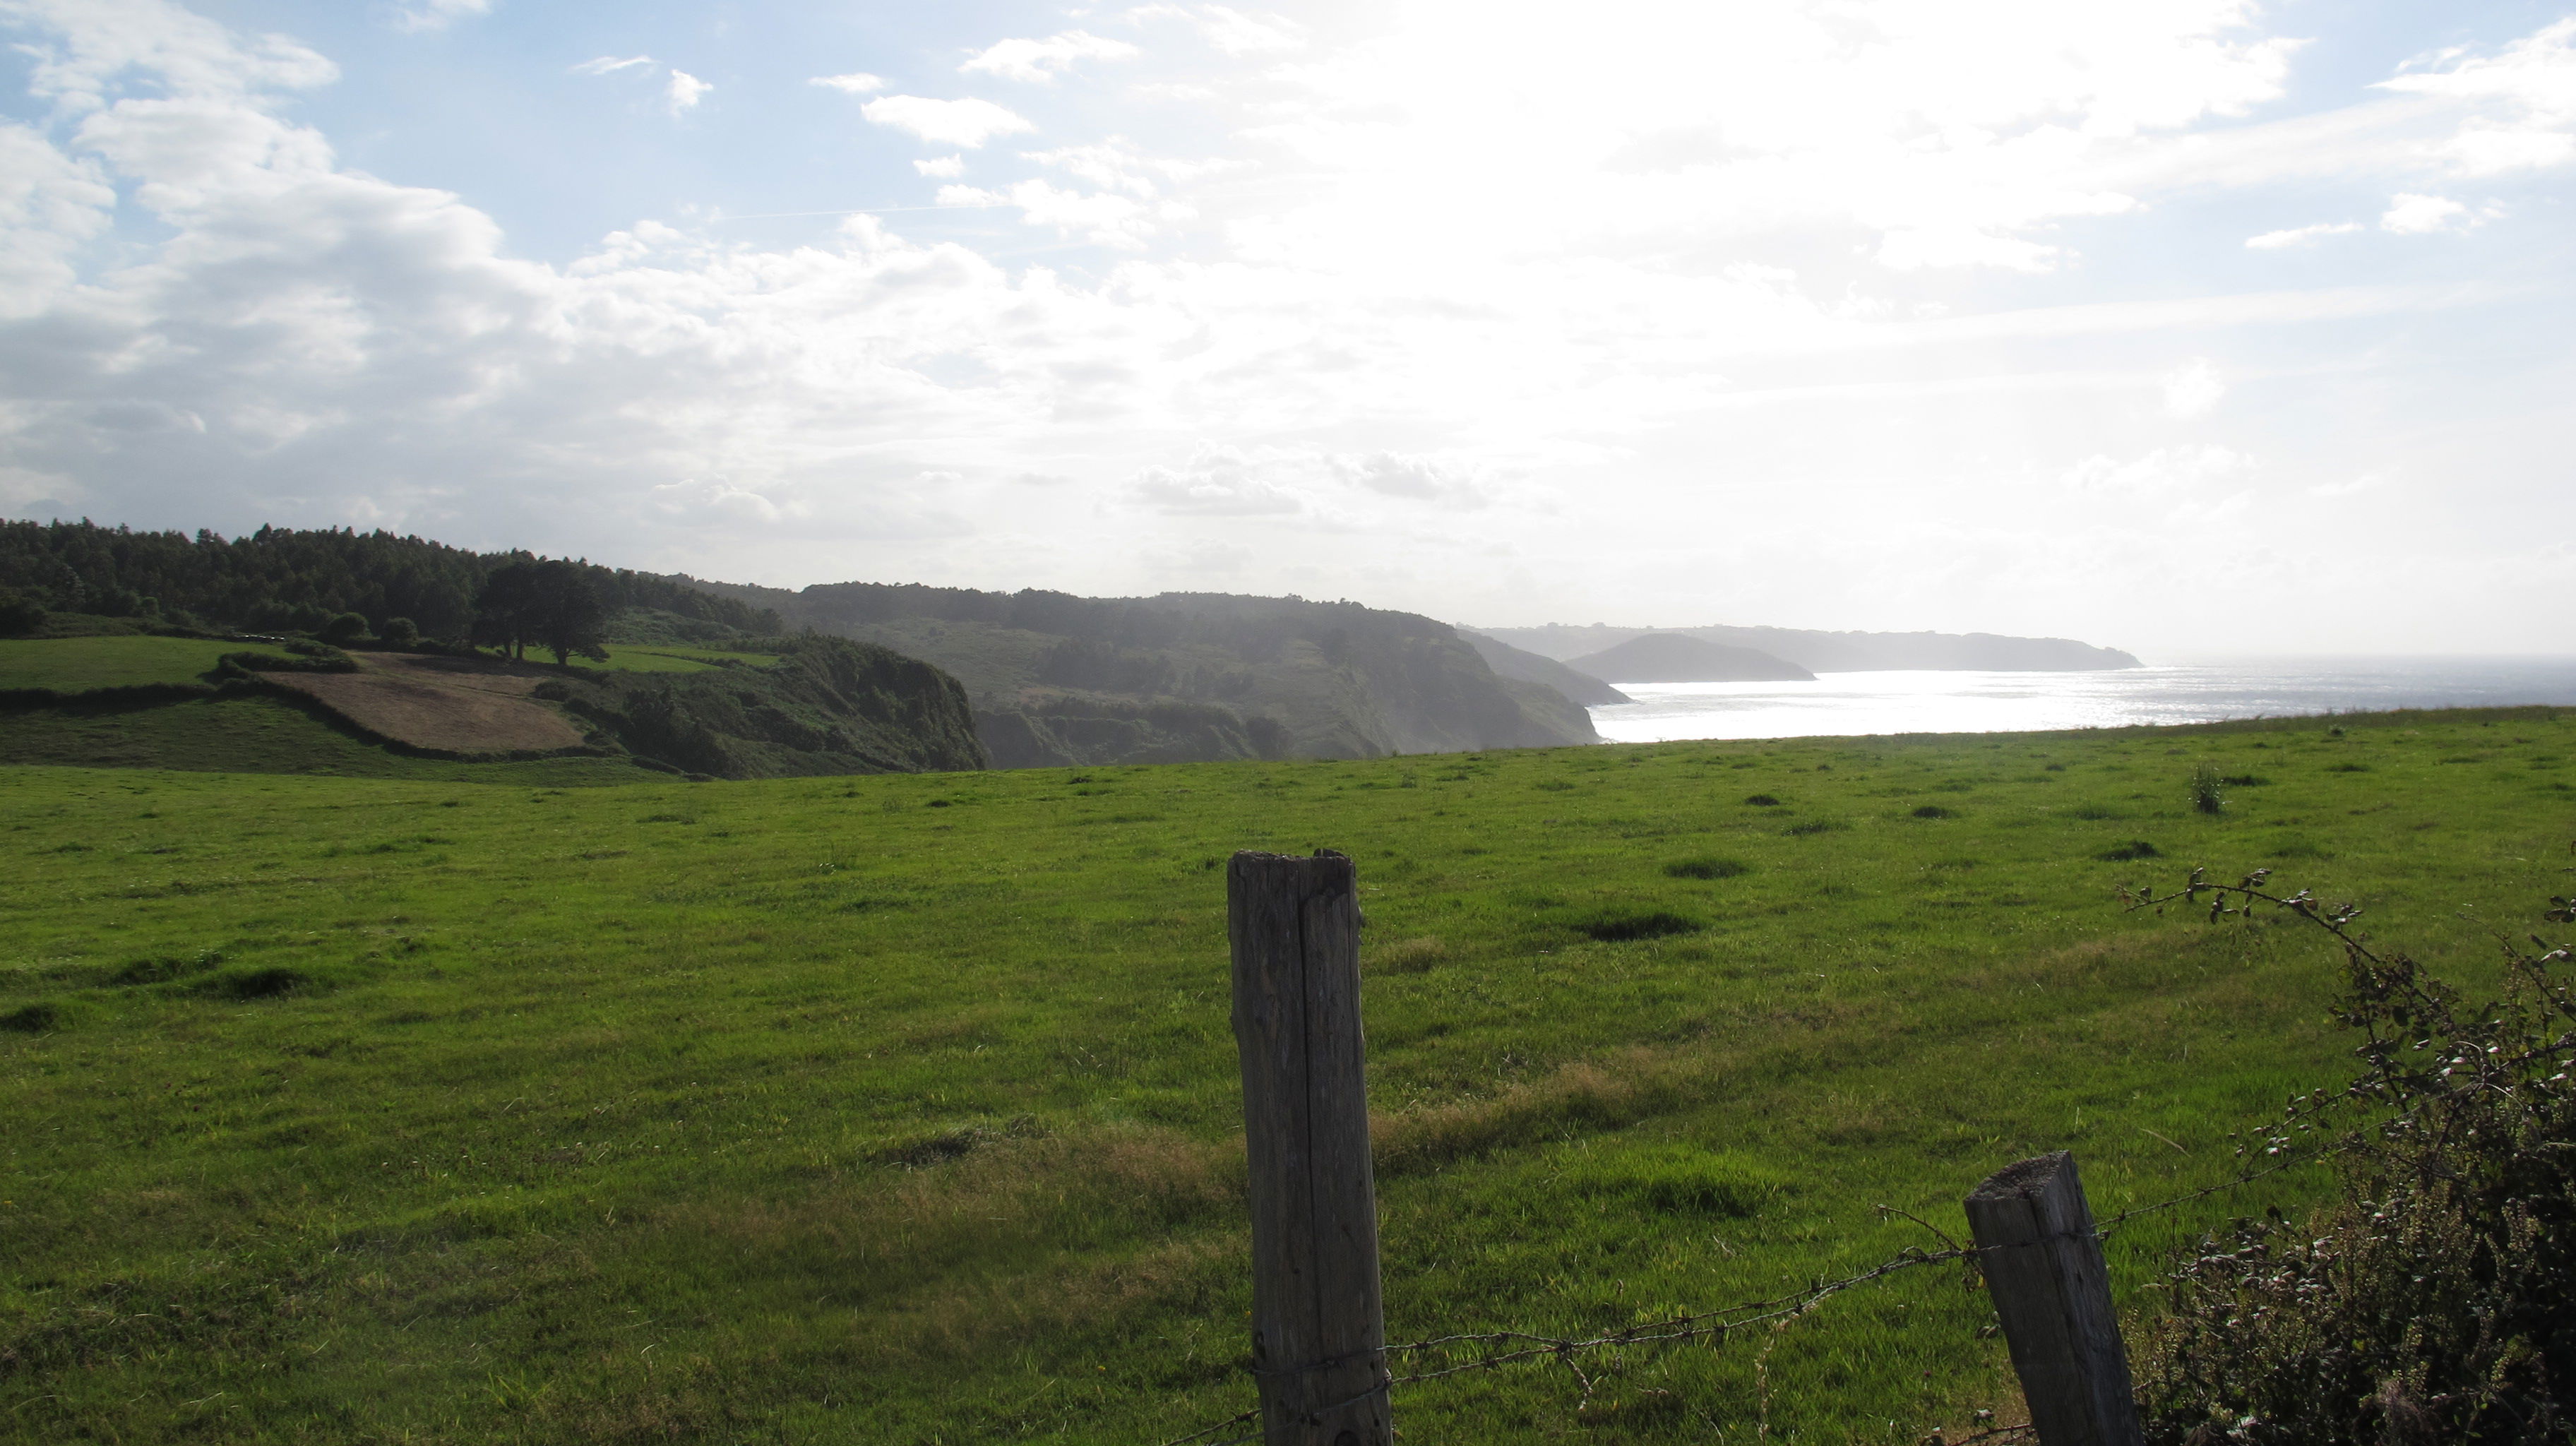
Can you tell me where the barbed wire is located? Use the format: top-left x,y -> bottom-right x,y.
1159,868 -> 2469,1445
1152,1115 -> 2354,1446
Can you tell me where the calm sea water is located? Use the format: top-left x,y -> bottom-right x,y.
1586,657 -> 2576,743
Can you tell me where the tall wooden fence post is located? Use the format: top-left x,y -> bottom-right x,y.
1229,849 -> 1390,1446
1963,1151 -> 2144,1446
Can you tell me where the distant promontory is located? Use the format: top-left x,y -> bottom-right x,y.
1472,623 -> 2140,674
1561,633 -> 1815,684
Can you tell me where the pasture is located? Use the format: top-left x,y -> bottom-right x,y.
1,708 -> 2570,1442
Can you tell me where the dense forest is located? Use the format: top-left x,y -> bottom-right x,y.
0,520 -> 782,640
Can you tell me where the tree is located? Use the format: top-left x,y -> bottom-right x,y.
0,585 -> 47,637
381,616 -> 421,649
319,611 -> 369,645
472,558 -> 607,664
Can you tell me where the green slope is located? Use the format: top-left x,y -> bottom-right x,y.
3,707 -> 2567,1443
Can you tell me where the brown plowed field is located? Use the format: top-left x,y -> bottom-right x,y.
265,654 -> 587,753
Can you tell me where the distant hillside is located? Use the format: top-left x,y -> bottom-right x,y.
1476,622 -> 2140,672
0,522 -> 983,779
670,578 -> 1599,766
1458,631 -> 1631,705
1562,633 -> 1815,684
0,520 -> 786,643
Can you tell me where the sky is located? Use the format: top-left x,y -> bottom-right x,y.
0,0 -> 2570,657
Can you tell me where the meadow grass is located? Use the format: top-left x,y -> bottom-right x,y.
1,708 -> 2571,1443
0,635 -> 246,690
0,693 -> 641,783
583,645 -> 783,675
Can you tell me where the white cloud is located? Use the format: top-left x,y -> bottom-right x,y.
2063,446 -> 2254,496
390,0 -> 491,33
1128,4 -> 1302,56
960,30 -> 1138,84
572,54 -> 653,77
1131,446 -> 1307,515
2161,359 -> 2224,419
2381,191 -> 2470,234
2378,18 -> 2576,175
808,71 -> 883,95
665,69 -> 710,115
938,178 -> 1157,246
913,154 -> 965,178
859,95 -> 1034,148
2245,221 -> 2363,249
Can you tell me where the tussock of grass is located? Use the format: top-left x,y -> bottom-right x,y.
1664,856 -> 1751,880
1368,936 -> 1450,973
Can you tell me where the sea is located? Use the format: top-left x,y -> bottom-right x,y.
1585,657 -> 2576,743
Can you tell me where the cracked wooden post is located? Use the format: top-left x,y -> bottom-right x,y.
1229,849 -> 1390,1446
1964,1150 -> 2144,1446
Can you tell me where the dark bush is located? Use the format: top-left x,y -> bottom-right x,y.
380,616 -> 422,648
2097,839 -> 2161,861
2220,774 -> 2269,787
1664,856 -> 1750,880
1743,794 -> 1782,807
2128,875 -> 2576,1445
1912,805 -> 1956,818
319,611 -> 370,645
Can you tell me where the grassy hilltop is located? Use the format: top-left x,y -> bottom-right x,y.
2,707 -> 2571,1442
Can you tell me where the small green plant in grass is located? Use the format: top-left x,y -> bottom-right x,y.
2188,761 -> 2226,814
2097,839 -> 2161,861
1911,805 -> 1955,818
1558,1143 -> 1787,1217
1,1000 -> 66,1032
1744,793 -> 1782,806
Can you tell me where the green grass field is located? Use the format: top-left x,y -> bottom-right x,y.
3,709 -> 2571,1443
585,645 -> 782,675
0,634 -> 246,691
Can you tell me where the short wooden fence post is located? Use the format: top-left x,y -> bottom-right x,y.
1963,1150 -> 2143,1446
1228,849 -> 1390,1446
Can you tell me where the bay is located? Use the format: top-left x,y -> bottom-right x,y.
1586,657 -> 2576,743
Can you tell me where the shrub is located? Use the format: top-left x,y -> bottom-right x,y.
2127,873 -> 2576,1445
2188,761 -> 2226,814
319,611 -> 370,645
381,616 -> 422,649
1664,856 -> 1750,880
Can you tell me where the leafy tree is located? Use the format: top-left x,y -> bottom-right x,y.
319,611 -> 369,645
472,558 -> 607,664
380,616 -> 421,649
0,585 -> 45,637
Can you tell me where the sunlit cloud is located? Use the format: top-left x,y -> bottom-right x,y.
664,69 -> 710,114
808,71 -> 883,94
2246,221 -> 2364,249
960,30 -> 1138,83
857,95 -> 1034,147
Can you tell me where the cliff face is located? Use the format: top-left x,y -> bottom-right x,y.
672,579 -> 1599,766
1458,631 -> 1633,705
1473,622 -> 2141,672
547,635 -> 986,777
